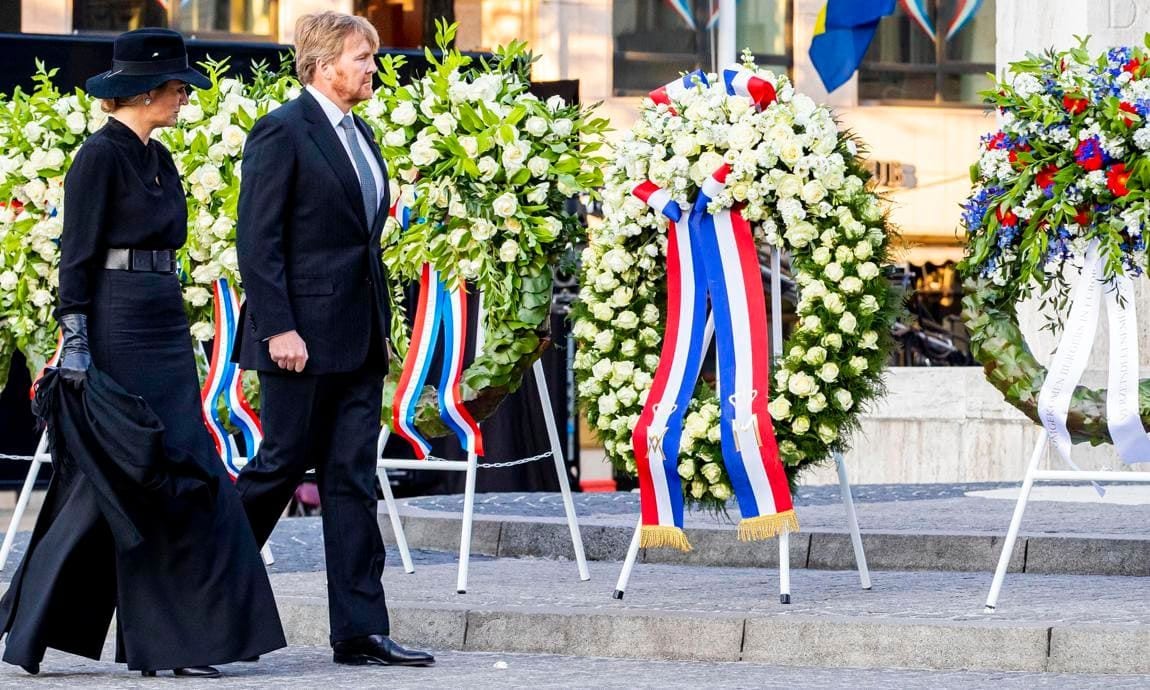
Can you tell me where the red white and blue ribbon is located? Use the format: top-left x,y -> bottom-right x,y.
722,65 -> 778,111
649,70 -> 710,114
200,277 -> 263,478
631,164 -> 797,549
900,0 -> 936,40
630,180 -> 707,551
692,166 -> 794,539
945,0 -> 982,40
389,192 -> 485,458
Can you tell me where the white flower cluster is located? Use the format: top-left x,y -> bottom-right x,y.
575,62 -> 893,503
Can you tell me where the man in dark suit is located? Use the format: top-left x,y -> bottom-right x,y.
234,11 -> 433,668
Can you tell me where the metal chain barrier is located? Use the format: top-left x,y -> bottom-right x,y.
0,453 -> 36,461
410,450 -> 555,469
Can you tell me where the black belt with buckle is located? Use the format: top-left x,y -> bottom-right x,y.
104,248 -> 177,274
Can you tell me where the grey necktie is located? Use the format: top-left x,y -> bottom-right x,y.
338,115 -> 378,227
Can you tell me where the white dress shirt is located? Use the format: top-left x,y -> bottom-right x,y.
305,84 -> 385,209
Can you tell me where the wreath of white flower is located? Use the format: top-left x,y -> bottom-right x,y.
573,58 -> 898,508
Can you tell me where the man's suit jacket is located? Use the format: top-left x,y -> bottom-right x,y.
234,89 -> 391,375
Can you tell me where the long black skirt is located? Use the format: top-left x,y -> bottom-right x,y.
0,269 -> 286,671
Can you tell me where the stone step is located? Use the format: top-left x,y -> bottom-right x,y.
269,557 -> 1150,675
377,510 -> 1150,578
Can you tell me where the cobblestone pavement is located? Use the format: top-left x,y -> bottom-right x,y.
402,487 -> 1150,536
0,647 -> 1144,689
268,556 -> 1150,625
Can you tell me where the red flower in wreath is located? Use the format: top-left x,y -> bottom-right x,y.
1074,138 -> 1106,171
1107,163 -> 1132,197
1124,58 -> 1142,75
1119,102 -> 1140,127
1063,94 -> 1089,115
1074,207 -> 1092,226
996,206 -> 1019,227
1035,164 -> 1059,193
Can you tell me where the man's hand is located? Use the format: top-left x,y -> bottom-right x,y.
268,330 -> 308,372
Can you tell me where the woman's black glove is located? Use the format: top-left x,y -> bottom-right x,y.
58,313 -> 92,389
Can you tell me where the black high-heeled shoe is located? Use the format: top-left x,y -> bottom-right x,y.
140,666 -> 221,678
20,662 -> 39,675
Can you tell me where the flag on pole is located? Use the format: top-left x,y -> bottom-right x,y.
808,0 -> 896,93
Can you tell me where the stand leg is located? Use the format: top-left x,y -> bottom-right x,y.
376,426 -> 414,574
613,517 -> 642,600
835,452 -> 871,590
0,432 -> 48,571
456,449 -> 478,594
533,360 -> 590,581
985,435 -> 1046,613
779,531 -> 791,604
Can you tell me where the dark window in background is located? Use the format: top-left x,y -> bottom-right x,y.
859,0 -> 994,105
0,0 -> 20,32
612,0 -> 791,97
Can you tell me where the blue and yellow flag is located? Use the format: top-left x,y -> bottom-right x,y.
809,0 -> 896,93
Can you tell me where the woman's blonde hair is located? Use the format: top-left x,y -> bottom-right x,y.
294,12 -> 380,85
100,94 -> 148,113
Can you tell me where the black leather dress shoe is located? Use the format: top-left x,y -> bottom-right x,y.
20,662 -> 39,675
141,666 -> 221,678
332,634 -> 435,667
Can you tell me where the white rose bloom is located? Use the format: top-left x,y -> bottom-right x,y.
65,111 -> 87,134
839,312 -> 858,334
792,416 -> 811,434
498,239 -> 520,262
768,396 -> 792,420
801,314 -> 821,332
811,247 -> 832,266
477,156 -> 499,181
857,262 -> 881,280
824,262 -> 845,282
29,289 -> 52,307
183,286 -> 212,307
222,124 -> 246,151
803,347 -> 827,366
525,116 -> 549,137
43,149 -> 65,170
727,122 -> 759,151
219,246 -> 239,271
784,221 -> 818,248
431,112 -> 456,136
190,321 -> 215,341
819,362 -> 840,383
593,272 -> 619,293
391,101 -> 418,126
807,393 -> 827,413
854,242 -> 874,260
859,294 -> 880,314
591,301 -> 614,321
818,423 -> 838,444
614,310 -> 639,330
552,118 -> 574,137
841,276 -> 864,294
823,292 -> 845,314
502,142 -> 528,171
384,128 -> 408,147
546,95 -> 566,111
779,140 -> 803,166
860,331 -> 879,349
603,249 -> 630,273
492,192 -> 518,218
593,330 -> 615,352
22,121 -> 44,143
849,356 -> 869,374
0,271 -> 17,291
409,139 -> 439,167
801,180 -> 827,205
472,218 -> 496,241
528,156 -> 550,177
834,389 -> 854,411
787,372 -> 818,397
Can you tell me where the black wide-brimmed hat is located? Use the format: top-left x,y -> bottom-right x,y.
85,28 -> 211,99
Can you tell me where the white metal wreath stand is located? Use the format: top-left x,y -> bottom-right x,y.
984,435 -> 1150,611
377,357 -> 591,593
0,433 -> 274,570
612,250 -> 872,601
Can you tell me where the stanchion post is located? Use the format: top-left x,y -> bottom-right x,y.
0,432 -> 49,571
533,359 -> 591,581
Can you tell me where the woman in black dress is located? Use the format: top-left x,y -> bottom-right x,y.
0,29 -> 286,678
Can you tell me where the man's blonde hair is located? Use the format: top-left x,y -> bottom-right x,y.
294,12 -> 380,85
